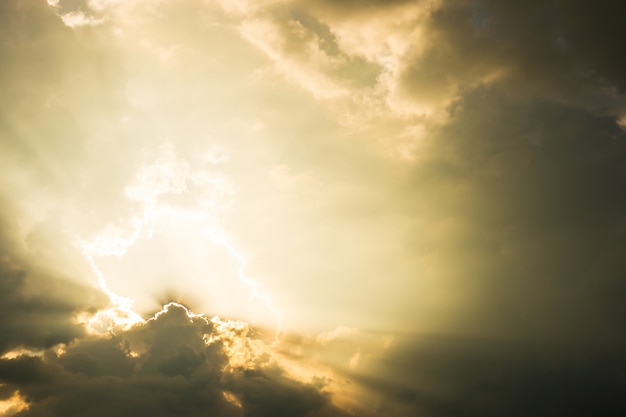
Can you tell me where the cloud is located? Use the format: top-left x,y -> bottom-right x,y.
397,89 -> 626,343
59,11 -> 104,28
216,0 -> 626,123
338,333 -> 626,417
0,304 -> 335,417
316,326 -> 359,346
238,15 -> 349,99
2,0 -> 626,415
348,350 -> 360,369
0,192 -> 109,356
17,0 -> 624,343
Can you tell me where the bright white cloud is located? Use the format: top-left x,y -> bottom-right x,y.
60,11 -> 104,28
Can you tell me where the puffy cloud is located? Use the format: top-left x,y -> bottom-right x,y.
0,304 -> 334,417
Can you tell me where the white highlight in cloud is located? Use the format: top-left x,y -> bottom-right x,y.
84,145 -> 228,258
60,11 -> 104,28
0,349 -> 43,360
77,244 -> 144,333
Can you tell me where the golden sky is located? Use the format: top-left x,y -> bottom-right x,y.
1,1 -> 625,416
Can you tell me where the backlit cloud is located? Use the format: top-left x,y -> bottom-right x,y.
0,304 -> 334,417
1,0 -> 625,415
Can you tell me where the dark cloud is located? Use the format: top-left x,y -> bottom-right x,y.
342,333 -> 626,417
0,207 -> 107,354
398,0 -> 626,113
224,367 -> 327,417
399,88 -> 626,344
0,305 -> 332,417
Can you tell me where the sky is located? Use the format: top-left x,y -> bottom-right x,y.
1,0 -> 625,416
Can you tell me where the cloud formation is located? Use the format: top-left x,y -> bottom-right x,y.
0,304 -> 333,417
1,0 -> 626,415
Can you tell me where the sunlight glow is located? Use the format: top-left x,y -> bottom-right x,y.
75,145 -> 283,335
205,229 -> 284,331
207,315 -> 269,369
221,391 -> 243,409
0,389 -> 29,415
0,349 -> 43,360
76,244 -> 144,334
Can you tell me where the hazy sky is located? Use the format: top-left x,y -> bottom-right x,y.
1,0 -> 625,416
